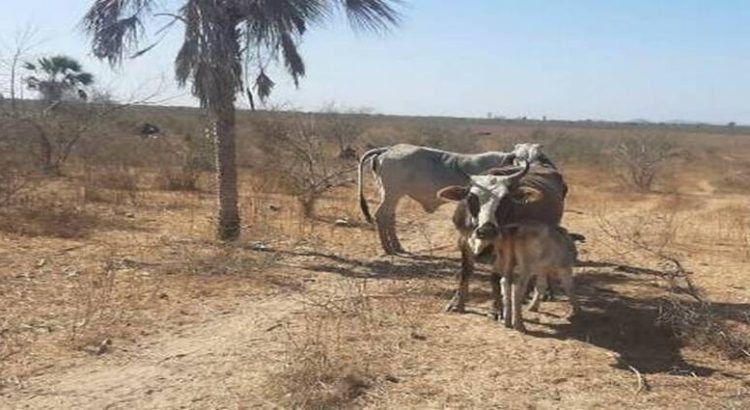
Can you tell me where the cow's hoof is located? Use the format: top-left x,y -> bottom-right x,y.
444,296 -> 465,313
487,311 -> 501,321
513,323 -> 527,333
503,317 -> 512,329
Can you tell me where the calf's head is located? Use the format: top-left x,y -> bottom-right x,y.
438,161 -> 544,254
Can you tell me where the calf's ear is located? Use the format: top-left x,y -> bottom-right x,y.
437,185 -> 470,202
511,186 -> 544,204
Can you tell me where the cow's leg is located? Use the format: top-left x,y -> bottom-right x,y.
528,273 -> 548,312
512,271 -> 529,332
374,195 -> 399,255
501,275 -> 512,328
488,269 -> 502,321
445,240 -> 473,313
559,267 -> 580,319
385,212 -> 405,254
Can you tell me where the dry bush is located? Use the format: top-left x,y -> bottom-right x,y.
67,259 -> 162,350
713,161 -> 750,194
597,210 -> 750,361
0,162 -> 39,208
267,279 -> 430,409
82,165 -> 139,205
0,198 -> 100,238
611,135 -> 675,191
1,98 -> 126,175
156,166 -> 200,191
0,118 -> 42,207
154,132 -> 214,192
657,298 -> 750,361
253,113 -> 355,218
407,120 -> 476,153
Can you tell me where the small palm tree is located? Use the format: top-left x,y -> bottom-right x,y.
23,55 -> 94,104
83,0 -> 401,241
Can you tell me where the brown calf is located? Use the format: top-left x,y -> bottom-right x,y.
492,222 -> 580,332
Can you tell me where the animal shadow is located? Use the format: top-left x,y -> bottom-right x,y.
529,268 -> 717,376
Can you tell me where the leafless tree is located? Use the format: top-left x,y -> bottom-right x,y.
255,113 -> 355,218
612,135 -> 674,192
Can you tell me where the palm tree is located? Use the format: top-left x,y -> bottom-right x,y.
23,55 -> 94,104
83,0 -> 401,241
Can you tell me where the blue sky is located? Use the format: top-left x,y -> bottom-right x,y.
2,0 -> 750,123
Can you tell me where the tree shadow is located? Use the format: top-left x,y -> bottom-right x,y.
281,248 -> 474,280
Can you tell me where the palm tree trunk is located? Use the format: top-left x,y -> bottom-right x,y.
213,103 -> 241,241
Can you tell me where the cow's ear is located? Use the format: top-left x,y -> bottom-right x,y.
437,186 -> 470,202
511,186 -> 544,204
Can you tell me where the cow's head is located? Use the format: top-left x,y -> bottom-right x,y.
512,143 -> 543,164
438,161 -> 544,254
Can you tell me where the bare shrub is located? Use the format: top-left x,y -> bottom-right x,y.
267,279 -> 426,409
67,258 -> 162,351
657,298 -> 750,361
408,120 -> 476,153
611,135 -> 675,191
318,106 -> 370,159
82,165 -> 139,205
156,166 -> 200,191
0,199 -> 99,238
0,155 -> 40,208
149,132 -> 214,191
0,117 -> 42,207
597,210 -> 750,361
253,113 -> 355,218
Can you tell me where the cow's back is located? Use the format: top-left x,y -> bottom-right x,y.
377,144 -> 470,209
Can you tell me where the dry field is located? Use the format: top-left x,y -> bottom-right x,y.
1,114 -> 749,409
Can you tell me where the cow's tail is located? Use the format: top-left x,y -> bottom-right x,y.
358,146 -> 389,224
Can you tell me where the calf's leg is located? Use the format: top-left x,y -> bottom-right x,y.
511,272 -> 529,332
528,273 -> 548,312
559,267 -> 580,319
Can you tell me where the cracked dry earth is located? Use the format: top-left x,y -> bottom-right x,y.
2,179 -> 750,409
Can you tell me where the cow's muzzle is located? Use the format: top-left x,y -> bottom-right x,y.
475,223 -> 498,240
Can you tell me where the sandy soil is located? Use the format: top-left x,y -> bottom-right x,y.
1,176 -> 749,409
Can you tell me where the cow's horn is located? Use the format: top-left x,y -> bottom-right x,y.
507,160 -> 530,182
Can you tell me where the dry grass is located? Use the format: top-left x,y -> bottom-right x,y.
267,277 -> 439,409
3,112 -> 750,407
0,200 -> 100,239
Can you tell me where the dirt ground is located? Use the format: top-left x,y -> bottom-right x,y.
1,164 -> 749,409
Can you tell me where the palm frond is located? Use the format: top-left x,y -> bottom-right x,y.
280,33 -> 305,87
82,0 -> 156,64
339,0 -> 401,32
74,73 -> 95,86
239,0 -> 327,44
255,70 -> 275,101
49,55 -> 83,73
175,0 -> 243,109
